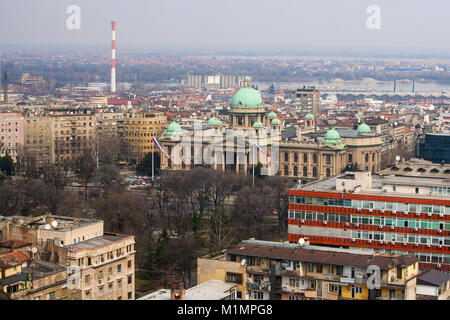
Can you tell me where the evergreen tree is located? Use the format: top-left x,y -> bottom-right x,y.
0,153 -> 15,176
136,152 -> 161,176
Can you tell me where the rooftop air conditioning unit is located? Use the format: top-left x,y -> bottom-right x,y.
369,209 -> 373,213
427,213 -> 432,217
438,230 -> 442,233
323,221 -> 327,225
391,241 -> 395,245
345,223 -> 349,227
439,213 -> 444,218
437,264 -> 441,268
414,228 -> 418,232
352,238 -> 356,242
427,244 -> 431,248
392,211 -> 396,215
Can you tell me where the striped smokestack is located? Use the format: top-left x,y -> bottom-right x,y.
111,21 -> 116,93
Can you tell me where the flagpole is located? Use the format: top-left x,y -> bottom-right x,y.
152,148 -> 154,181
252,145 -> 255,189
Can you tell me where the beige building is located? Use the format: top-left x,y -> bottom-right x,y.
24,116 -> 55,169
0,214 -> 135,300
198,239 -> 419,300
123,112 -> 168,161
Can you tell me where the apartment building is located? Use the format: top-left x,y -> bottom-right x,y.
198,239 -> 419,300
295,86 -> 320,116
123,112 -> 167,161
51,109 -> 96,165
24,115 -> 55,169
288,170 -> 450,271
0,112 -> 24,161
0,214 -> 135,300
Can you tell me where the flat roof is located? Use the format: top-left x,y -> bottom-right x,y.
65,233 -> 132,251
292,173 -> 450,201
138,279 -> 235,300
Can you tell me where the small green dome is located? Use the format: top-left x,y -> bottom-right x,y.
252,121 -> 263,128
207,116 -> 222,127
357,122 -> 371,133
165,121 -> 182,135
305,113 -> 314,120
231,87 -> 263,109
271,118 -> 281,125
324,128 -> 341,144
267,111 -> 277,119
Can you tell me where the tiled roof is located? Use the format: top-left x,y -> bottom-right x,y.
227,243 -> 417,270
417,269 -> 450,287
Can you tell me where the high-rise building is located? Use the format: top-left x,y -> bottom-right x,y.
0,112 -> 24,161
288,171 -> 450,271
295,86 -> 320,116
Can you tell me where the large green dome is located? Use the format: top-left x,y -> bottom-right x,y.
357,122 -> 371,133
231,87 -> 263,109
207,116 -> 222,128
305,113 -> 314,120
165,121 -> 182,135
324,128 -> 341,144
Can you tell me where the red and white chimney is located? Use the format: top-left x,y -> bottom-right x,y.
111,21 -> 117,93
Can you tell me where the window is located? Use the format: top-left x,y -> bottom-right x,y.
128,260 -> 132,269
109,283 -> 113,292
128,275 -> 132,285
326,168 -> 331,177
118,279 -> 122,288
354,286 -> 362,294
303,166 -> 308,177
85,274 -> 90,284
289,278 -> 299,287
415,187 -> 419,194
99,287 -> 104,296
85,290 -> 91,300
326,155 -> 331,165
117,264 -> 122,273
46,292 -> 56,300
128,292 -> 132,299
226,272 -> 243,284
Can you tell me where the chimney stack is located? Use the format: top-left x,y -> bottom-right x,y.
111,21 -> 117,93
3,71 -> 7,103
170,281 -> 185,300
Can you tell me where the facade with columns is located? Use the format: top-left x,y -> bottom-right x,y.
159,77 -> 382,181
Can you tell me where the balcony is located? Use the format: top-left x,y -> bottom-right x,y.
246,282 -> 269,291
246,266 -> 270,275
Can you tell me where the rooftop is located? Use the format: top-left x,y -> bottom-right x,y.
64,233 -> 132,251
23,260 -> 66,280
227,240 -> 417,270
138,279 -> 236,300
417,269 -> 450,287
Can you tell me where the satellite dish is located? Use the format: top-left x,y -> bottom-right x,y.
395,156 -> 401,162
44,224 -> 51,230
298,238 -> 305,246
51,220 -> 58,228
31,247 -> 37,254
241,259 -> 247,266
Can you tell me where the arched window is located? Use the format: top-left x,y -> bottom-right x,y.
294,166 -> 298,176
326,168 -> 331,177
313,167 -> 317,177
365,153 -> 369,163
326,155 -> 331,165
303,166 -> 308,177
303,153 -> 308,163
313,154 -> 318,164
284,152 -> 289,162
294,152 -> 298,162
284,165 -> 289,176
372,153 -> 375,161
348,154 -> 353,163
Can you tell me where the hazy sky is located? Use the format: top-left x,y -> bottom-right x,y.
1,0 -> 450,54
